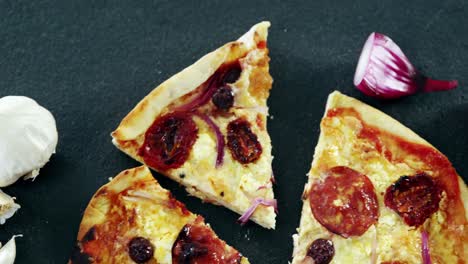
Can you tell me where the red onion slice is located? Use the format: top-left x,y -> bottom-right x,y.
421,230 -> 432,264
270,172 -> 276,184
237,197 -> 278,225
354,32 -> 458,99
175,75 -> 219,112
256,182 -> 272,191
194,112 -> 225,167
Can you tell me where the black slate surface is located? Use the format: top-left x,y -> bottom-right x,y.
0,0 -> 467,263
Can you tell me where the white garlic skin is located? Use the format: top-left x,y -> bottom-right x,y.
0,235 -> 21,264
0,96 -> 58,187
0,190 -> 20,225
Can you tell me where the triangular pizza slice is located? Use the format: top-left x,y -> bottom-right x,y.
292,91 -> 467,263
69,166 -> 249,264
111,22 -> 276,229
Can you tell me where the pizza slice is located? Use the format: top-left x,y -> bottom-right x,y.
111,22 -> 276,229
292,91 -> 468,264
69,166 -> 249,264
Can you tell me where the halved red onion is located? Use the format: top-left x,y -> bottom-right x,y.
421,230 -> 432,264
237,197 -> 278,225
354,32 -> 458,99
194,112 -> 225,167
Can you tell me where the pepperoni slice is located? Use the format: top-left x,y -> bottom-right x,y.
139,112 -> 198,171
384,173 -> 442,227
172,216 -> 242,264
308,166 -> 379,238
227,118 -> 262,164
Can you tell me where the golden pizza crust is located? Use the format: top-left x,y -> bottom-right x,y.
76,166 -> 159,240
71,166 -> 249,264
292,91 -> 467,264
111,22 -> 276,229
325,91 -> 430,147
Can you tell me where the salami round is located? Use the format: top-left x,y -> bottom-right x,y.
384,173 -> 442,227
308,166 -> 379,238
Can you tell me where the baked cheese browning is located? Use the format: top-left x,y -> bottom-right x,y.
292,92 -> 467,264
112,22 -> 276,229
69,166 -> 249,264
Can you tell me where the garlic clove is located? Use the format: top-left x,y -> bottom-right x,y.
0,190 -> 20,225
0,235 -> 21,264
0,96 -> 58,187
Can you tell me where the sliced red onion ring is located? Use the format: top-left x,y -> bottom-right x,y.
175,75 -> 220,112
256,182 -> 272,191
421,230 -> 432,264
194,112 -> 225,167
237,197 -> 278,225
354,32 -> 458,99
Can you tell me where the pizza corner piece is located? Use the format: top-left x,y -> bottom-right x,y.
292,91 -> 468,264
111,22 -> 276,229
69,166 -> 250,264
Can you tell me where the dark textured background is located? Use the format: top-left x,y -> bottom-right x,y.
0,0 -> 467,263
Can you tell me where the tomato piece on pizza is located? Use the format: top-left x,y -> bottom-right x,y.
68,166 -> 249,264
111,22 -> 276,229
292,91 -> 468,264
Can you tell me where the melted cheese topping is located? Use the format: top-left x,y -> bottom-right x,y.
293,113 -> 463,264
112,25 -> 276,228
169,49 -> 275,228
78,167 -> 249,264
124,190 -> 196,263
79,169 -> 196,263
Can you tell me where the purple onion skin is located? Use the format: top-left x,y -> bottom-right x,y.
175,76 -> 219,112
194,112 -> 225,167
237,198 -> 277,225
354,32 -> 458,99
421,230 -> 432,264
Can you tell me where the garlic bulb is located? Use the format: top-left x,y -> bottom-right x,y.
0,235 -> 21,264
0,96 -> 58,187
0,190 -> 20,224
